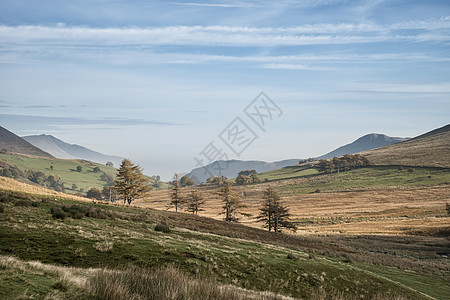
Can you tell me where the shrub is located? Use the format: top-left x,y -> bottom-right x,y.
155,222 -> 171,233
287,253 -> 298,260
14,200 -> 32,207
0,203 -> 4,213
51,207 -> 66,220
62,205 -> 87,219
0,195 -> 14,203
314,189 -> 321,193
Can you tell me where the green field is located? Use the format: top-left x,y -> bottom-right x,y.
0,153 -> 167,193
1,190 -> 448,299
258,165 -> 450,195
258,165 -> 319,181
0,153 -> 117,192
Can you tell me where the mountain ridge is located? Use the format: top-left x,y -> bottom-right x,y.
316,133 -> 408,159
186,158 -> 300,183
362,124 -> 450,168
0,126 -> 53,158
23,134 -> 124,167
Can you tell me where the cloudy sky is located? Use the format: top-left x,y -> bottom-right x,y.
1,0 -> 449,179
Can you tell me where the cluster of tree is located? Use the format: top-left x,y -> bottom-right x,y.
169,174 -> 206,214
0,165 -> 66,192
257,187 -> 296,232
316,154 -> 369,173
206,175 -> 228,185
235,173 -> 260,185
85,186 -> 117,201
298,158 -> 315,165
179,175 -> 195,187
238,170 -> 257,176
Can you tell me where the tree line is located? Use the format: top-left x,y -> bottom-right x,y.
316,154 -> 369,173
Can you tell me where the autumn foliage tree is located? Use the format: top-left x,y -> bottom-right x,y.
216,181 -> 246,222
87,187 -> 102,200
114,159 -> 151,205
257,187 -> 296,232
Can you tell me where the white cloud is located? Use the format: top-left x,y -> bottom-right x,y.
260,63 -> 333,71
1,19 -> 448,49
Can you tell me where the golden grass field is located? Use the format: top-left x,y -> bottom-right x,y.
137,183 -> 450,236
0,176 -> 89,202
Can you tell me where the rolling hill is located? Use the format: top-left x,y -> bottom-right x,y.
0,187 -> 445,299
0,126 -> 53,158
317,133 -> 408,159
186,132 -> 408,183
23,134 -> 124,167
362,124 -> 450,168
186,159 -> 299,183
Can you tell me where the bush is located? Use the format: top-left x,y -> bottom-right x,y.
51,207 -> 66,220
62,205 -> 88,219
314,189 -> 321,193
0,195 -> 14,203
0,203 -> 4,213
14,200 -> 32,207
287,253 -> 298,260
155,222 -> 171,233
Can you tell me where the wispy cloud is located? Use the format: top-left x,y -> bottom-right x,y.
1,17 -> 448,49
169,2 -> 256,8
169,0 -> 356,9
0,114 -> 181,130
261,63 -> 333,71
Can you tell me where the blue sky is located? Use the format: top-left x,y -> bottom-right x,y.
0,0 -> 449,179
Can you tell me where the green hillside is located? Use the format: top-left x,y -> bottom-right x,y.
258,165 -> 450,195
1,189 -> 446,299
0,153 -> 117,193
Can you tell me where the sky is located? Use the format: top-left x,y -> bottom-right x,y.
0,0 -> 449,180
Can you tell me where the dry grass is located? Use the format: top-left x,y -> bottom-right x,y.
0,177 -> 89,202
0,255 -> 296,300
138,184 -> 450,236
88,266 -> 294,300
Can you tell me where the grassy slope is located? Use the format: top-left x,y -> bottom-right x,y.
1,190 -> 444,299
362,130 -> 450,168
265,166 -> 450,195
0,153 -> 168,193
0,153 -> 117,191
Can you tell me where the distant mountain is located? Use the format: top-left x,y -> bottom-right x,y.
186,159 -> 299,183
22,134 -> 124,167
0,126 -> 53,158
317,133 -> 408,160
362,124 -> 450,168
